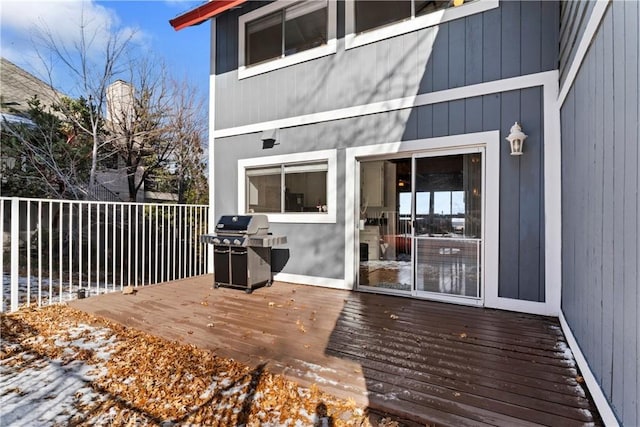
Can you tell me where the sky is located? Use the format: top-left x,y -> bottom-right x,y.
0,0 -> 211,104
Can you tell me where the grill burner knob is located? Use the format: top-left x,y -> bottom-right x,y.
223,238 -> 230,245
233,239 -> 241,245
213,238 -> 220,244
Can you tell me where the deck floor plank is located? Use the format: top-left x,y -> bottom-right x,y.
70,276 -> 601,426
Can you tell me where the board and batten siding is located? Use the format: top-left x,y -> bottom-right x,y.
559,0 -> 596,85
213,1 -> 558,131
560,1 -> 639,425
215,88 -> 546,301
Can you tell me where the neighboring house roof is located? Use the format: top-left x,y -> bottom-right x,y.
0,112 -> 35,126
0,57 -> 62,115
169,0 -> 247,31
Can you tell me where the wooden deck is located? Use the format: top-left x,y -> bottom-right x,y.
70,276 -> 601,426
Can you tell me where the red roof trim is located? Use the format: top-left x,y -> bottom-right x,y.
169,0 -> 247,31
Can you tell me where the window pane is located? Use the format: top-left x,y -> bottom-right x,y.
354,0 -> 411,34
246,11 -> 283,66
285,1 -> 328,56
415,0 -> 450,17
284,169 -> 327,212
247,171 -> 281,213
416,192 -> 431,215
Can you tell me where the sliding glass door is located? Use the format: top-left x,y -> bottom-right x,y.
358,148 -> 484,301
413,151 -> 483,299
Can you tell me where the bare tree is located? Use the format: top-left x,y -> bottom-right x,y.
30,5 -> 136,193
103,58 -> 179,201
165,78 -> 209,204
2,5 -> 208,203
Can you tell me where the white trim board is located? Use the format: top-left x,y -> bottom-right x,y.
237,0 -> 338,80
214,70 -> 562,316
345,132 -> 506,313
274,273 -> 348,290
207,19 -> 217,275
344,0 -> 498,50
214,71 -> 559,139
237,149 -> 338,224
559,311 -> 621,427
558,0 -> 611,106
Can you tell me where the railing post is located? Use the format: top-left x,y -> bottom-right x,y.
1,199 -> 4,313
11,197 -> 19,312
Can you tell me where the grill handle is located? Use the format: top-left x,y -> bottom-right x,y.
231,250 -> 248,255
214,248 -> 230,254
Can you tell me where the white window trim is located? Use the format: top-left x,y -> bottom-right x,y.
344,0 -> 499,50
238,0 -> 337,80
238,149 -> 337,223
344,132 -> 499,310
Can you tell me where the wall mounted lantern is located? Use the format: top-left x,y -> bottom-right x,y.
505,122 -> 527,156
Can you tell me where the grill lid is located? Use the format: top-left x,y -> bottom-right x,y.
215,215 -> 268,235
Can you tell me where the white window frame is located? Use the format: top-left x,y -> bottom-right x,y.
238,149 -> 337,223
238,0 -> 338,79
345,0 -> 499,50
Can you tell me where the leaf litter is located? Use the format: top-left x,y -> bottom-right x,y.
1,304 -> 406,426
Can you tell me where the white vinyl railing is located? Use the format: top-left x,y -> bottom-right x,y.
1,197 -> 209,313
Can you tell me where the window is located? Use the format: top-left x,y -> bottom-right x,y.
238,150 -> 337,223
246,162 -> 328,214
345,0 -> 498,49
354,0 -> 412,34
239,0 -> 337,79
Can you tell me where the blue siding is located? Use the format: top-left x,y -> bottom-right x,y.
213,1 -> 559,130
559,0 -> 595,84
211,1 -> 556,302
215,87 -> 546,301
560,2 -> 639,425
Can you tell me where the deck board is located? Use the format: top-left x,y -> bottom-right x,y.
70,276 -> 601,426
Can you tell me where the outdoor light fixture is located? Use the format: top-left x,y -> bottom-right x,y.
261,128 -> 279,149
505,122 -> 527,156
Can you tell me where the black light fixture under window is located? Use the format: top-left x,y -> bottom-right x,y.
261,128 -> 279,149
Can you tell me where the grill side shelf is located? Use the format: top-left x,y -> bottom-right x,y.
248,236 -> 287,247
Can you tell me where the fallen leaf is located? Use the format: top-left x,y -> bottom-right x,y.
389,314 -> 399,320
459,332 -> 468,339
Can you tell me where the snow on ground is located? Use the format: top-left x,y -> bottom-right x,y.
1,304 -> 398,426
0,324 -> 116,426
2,274 -> 118,312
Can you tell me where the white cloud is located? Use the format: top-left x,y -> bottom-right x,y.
0,0 -> 147,94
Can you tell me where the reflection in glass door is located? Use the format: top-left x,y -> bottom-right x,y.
358,150 -> 483,300
358,158 -> 412,293
413,152 -> 483,298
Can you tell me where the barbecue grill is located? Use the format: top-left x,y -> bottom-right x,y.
201,215 -> 286,293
